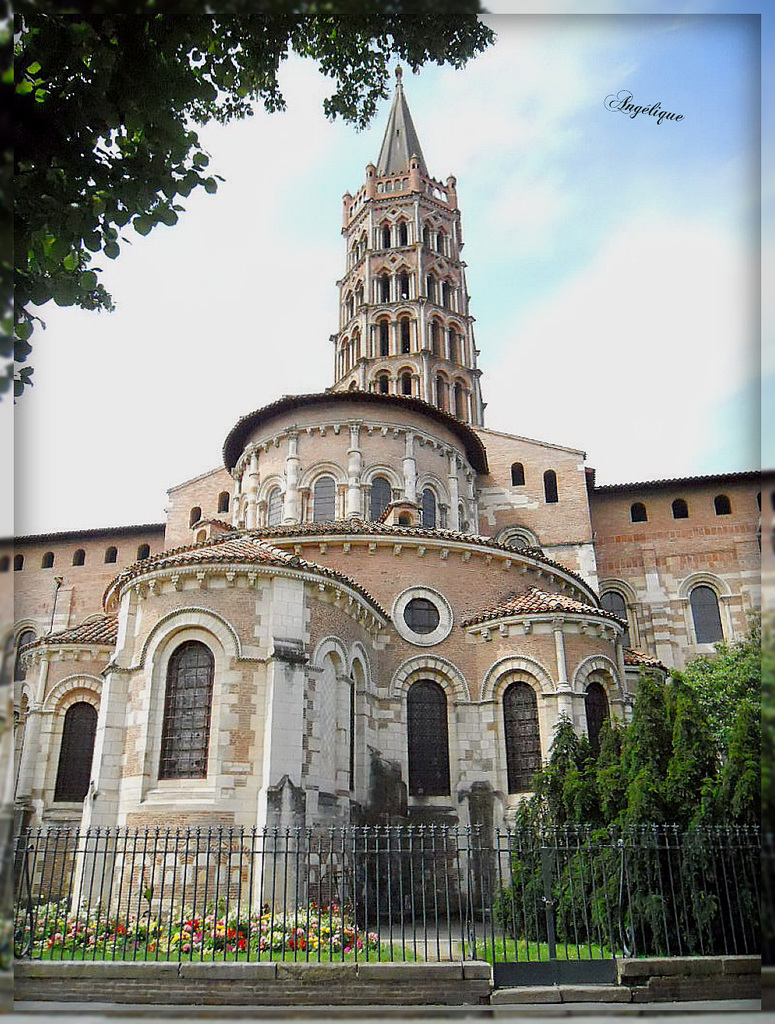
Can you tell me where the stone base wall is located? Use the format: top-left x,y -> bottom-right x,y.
618,956 -> 760,1002
14,960 -> 492,1006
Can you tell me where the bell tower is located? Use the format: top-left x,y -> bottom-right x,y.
331,68 -> 485,426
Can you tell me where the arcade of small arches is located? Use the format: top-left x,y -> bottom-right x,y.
346,216 -> 457,271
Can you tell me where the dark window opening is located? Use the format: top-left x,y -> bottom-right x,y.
430,321 -> 440,355
54,702 -> 98,802
104,546 -> 118,564
714,494 -> 731,516
378,375 -> 389,394
435,377 -> 446,411
585,681 -> 609,755
672,499 -> 689,519
14,629 -> 36,682
442,282 -> 451,308
380,275 -> 390,303
407,680 -> 450,796
503,681 -> 541,793
690,585 -> 723,644
398,221 -> 408,246
72,549 -> 85,566
600,591 -> 631,646
41,551 -> 54,569
189,506 -> 202,527
403,597 -> 440,634
381,224 -> 391,249
544,470 -> 559,504
454,382 -> 464,419
379,321 -> 389,357
370,476 -> 392,521
400,319 -> 411,353
267,488 -> 283,526
448,330 -> 457,363
218,492 -> 230,513
511,463 -> 525,487
422,488 -> 437,529
14,554 -> 23,572
313,476 -> 336,522
401,372 -> 412,396
630,502 -> 647,523
159,641 -> 214,780
426,275 -> 436,303
399,273 -> 410,300
137,544 -> 150,561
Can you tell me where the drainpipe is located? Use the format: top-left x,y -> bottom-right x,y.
49,577 -> 63,634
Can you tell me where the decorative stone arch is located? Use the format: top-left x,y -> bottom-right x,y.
495,525 -> 540,551
348,642 -> 372,688
390,655 -> 470,703
572,655 -> 623,699
135,606 -> 242,672
677,571 -> 732,600
300,461 -> 347,492
312,635 -> 348,673
43,673 -> 103,713
416,474 -> 449,505
481,656 -> 555,703
678,572 -> 732,644
362,464 -> 403,492
258,475 -> 285,503
598,577 -> 638,605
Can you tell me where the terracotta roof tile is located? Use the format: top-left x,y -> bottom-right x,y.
24,614 -> 118,650
461,586 -> 625,627
104,535 -> 387,617
623,647 -> 666,669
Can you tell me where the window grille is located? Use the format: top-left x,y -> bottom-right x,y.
404,598 -> 440,634
54,702 -> 98,801
159,642 -> 214,780
370,477 -> 392,521
313,476 -> 336,522
267,488 -> 283,526
407,680 -> 450,796
585,681 -> 609,754
690,585 -> 723,644
600,591 -> 631,646
503,681 -> 541,793
422,488 -> 437,528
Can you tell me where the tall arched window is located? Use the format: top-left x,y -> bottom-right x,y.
370,476 -> 392,521
14,554 -> 23,571
448,330 -> 457,363
422,488 -> 437,528
400,318 -> 411,353
398,221 -> 408,246
54,702 -> 98,802
454,382 -> 464,419
407,680 -> 450,796
714,494 -> 731,516
442,282 -> 451,308
41,551 -> 54,568
378,374 -> 389,394
398,273 -> 410,300
14,629 -> 36,682
511,463 -> 525,487
104,546 -> 118,564
401,372 -> 412,396
503,681 -> 541,793
422,224 -> 431,247
137,544 -> 150,561
690,585 -> 723,644
379,275 -> 391,303
426,274 -> 436,303
189,507 -> 202,527
430,321 -> 440,355
584,681 -> 609,754
544,470 -> 558,504
267,487 -> 283,526
630,502 -> 647,523
72,549 -> 86,566
313,476 -> 337,522
672,499 -> 689,519
436,231 -> 445,255
600,590 -> 631,646
379,320 -> 390,357
381,224 -> 391,249
435,376 -> 446,411
218,492 -> 230,513
159,641 -> 215,780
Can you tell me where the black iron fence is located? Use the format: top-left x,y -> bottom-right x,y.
13,825 -> 760,965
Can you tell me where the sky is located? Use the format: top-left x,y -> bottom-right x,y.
7,3 -> 771,539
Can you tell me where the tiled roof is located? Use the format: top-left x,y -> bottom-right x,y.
222,392 -> 488,473
461,586 -> 625,627
254,521 -> 592,596
24,615 -> 118,651
13,523 -> 165,545
103,535 -> 387,617
623,647 -> 666,669
590,470 -> 759,493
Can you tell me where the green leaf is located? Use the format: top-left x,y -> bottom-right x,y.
203,178 -> 218,194
15,340 -> 32,362
83,232 -> 102,252
192,152 -> 209,168
104,240 -> 120,259
133,215 -> 153,236
15,320 -> 33,342
80,270 -> 98,291
157,207 -> 178,227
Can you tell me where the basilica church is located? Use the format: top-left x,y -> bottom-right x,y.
5,72 -> 760,833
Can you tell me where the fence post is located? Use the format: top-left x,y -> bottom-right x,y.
540,842 -> 557,962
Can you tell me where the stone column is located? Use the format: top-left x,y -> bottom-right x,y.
403,432 -> 417,503
553,621 -> 574,719
231,473 -> 241,528
245,449 -> 260,530
447,453 -> 460,531
283,432 -> 301,523
346,423 -> 363,519
14,654 -> 50,816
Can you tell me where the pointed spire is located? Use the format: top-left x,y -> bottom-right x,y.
375,67 -> 428,177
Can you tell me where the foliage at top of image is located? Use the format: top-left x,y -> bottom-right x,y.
518,621 -> 761,831
12,4 -> 494,397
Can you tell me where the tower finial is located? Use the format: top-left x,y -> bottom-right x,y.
395,65 -> 403,84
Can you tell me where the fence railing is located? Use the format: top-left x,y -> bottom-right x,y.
13,824 -> 760,964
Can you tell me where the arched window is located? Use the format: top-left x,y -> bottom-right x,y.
159,641 -> 214,780
379,274 -> 391,303
422,224 -> 431,247
0,555 -> 8,572
381,224 -> 391,249
218,492 -> 230,513
426,274 -> 436,303
14,554 -> 23,571
448,330 -> 457,363
430,321 -> 440,355
584,681 -> 609,755
436,231 -> 445,255
407,680 -> 450,796
422,488 -> 437,528
54,702 -> 98,802
398,273 -> 410,300
401,372 -> 412,396
435,376 -> 446,411
690,585 -> 723,644
511,463 -> 525,487
137,544 -> 150,561
313,476 -> 336,522
672,499 -> 689,519
600,590 -> 631,646
370,476 -> 392,521
189,506 -> 202,527
196,530 -> 206,544
267,487 -> 283,526
14,629 -> 36,682
544,470 -> 558,504
41,551 -> 54,569
714,494 -> 731,516
630,502 -> 647,523
379,320 -> 389,357
503,681 -> 541,793
378,374 -> 389,394
72,549 -> 85,566
398,221 -> 408,246
104,546 -> 118,564
442,282 -> 451,308
454,382 -> 464,419
400,318 -> 411,353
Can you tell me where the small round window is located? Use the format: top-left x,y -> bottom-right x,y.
403,598 -> 440,635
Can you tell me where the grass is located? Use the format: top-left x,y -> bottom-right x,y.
473,936 -> 616,963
